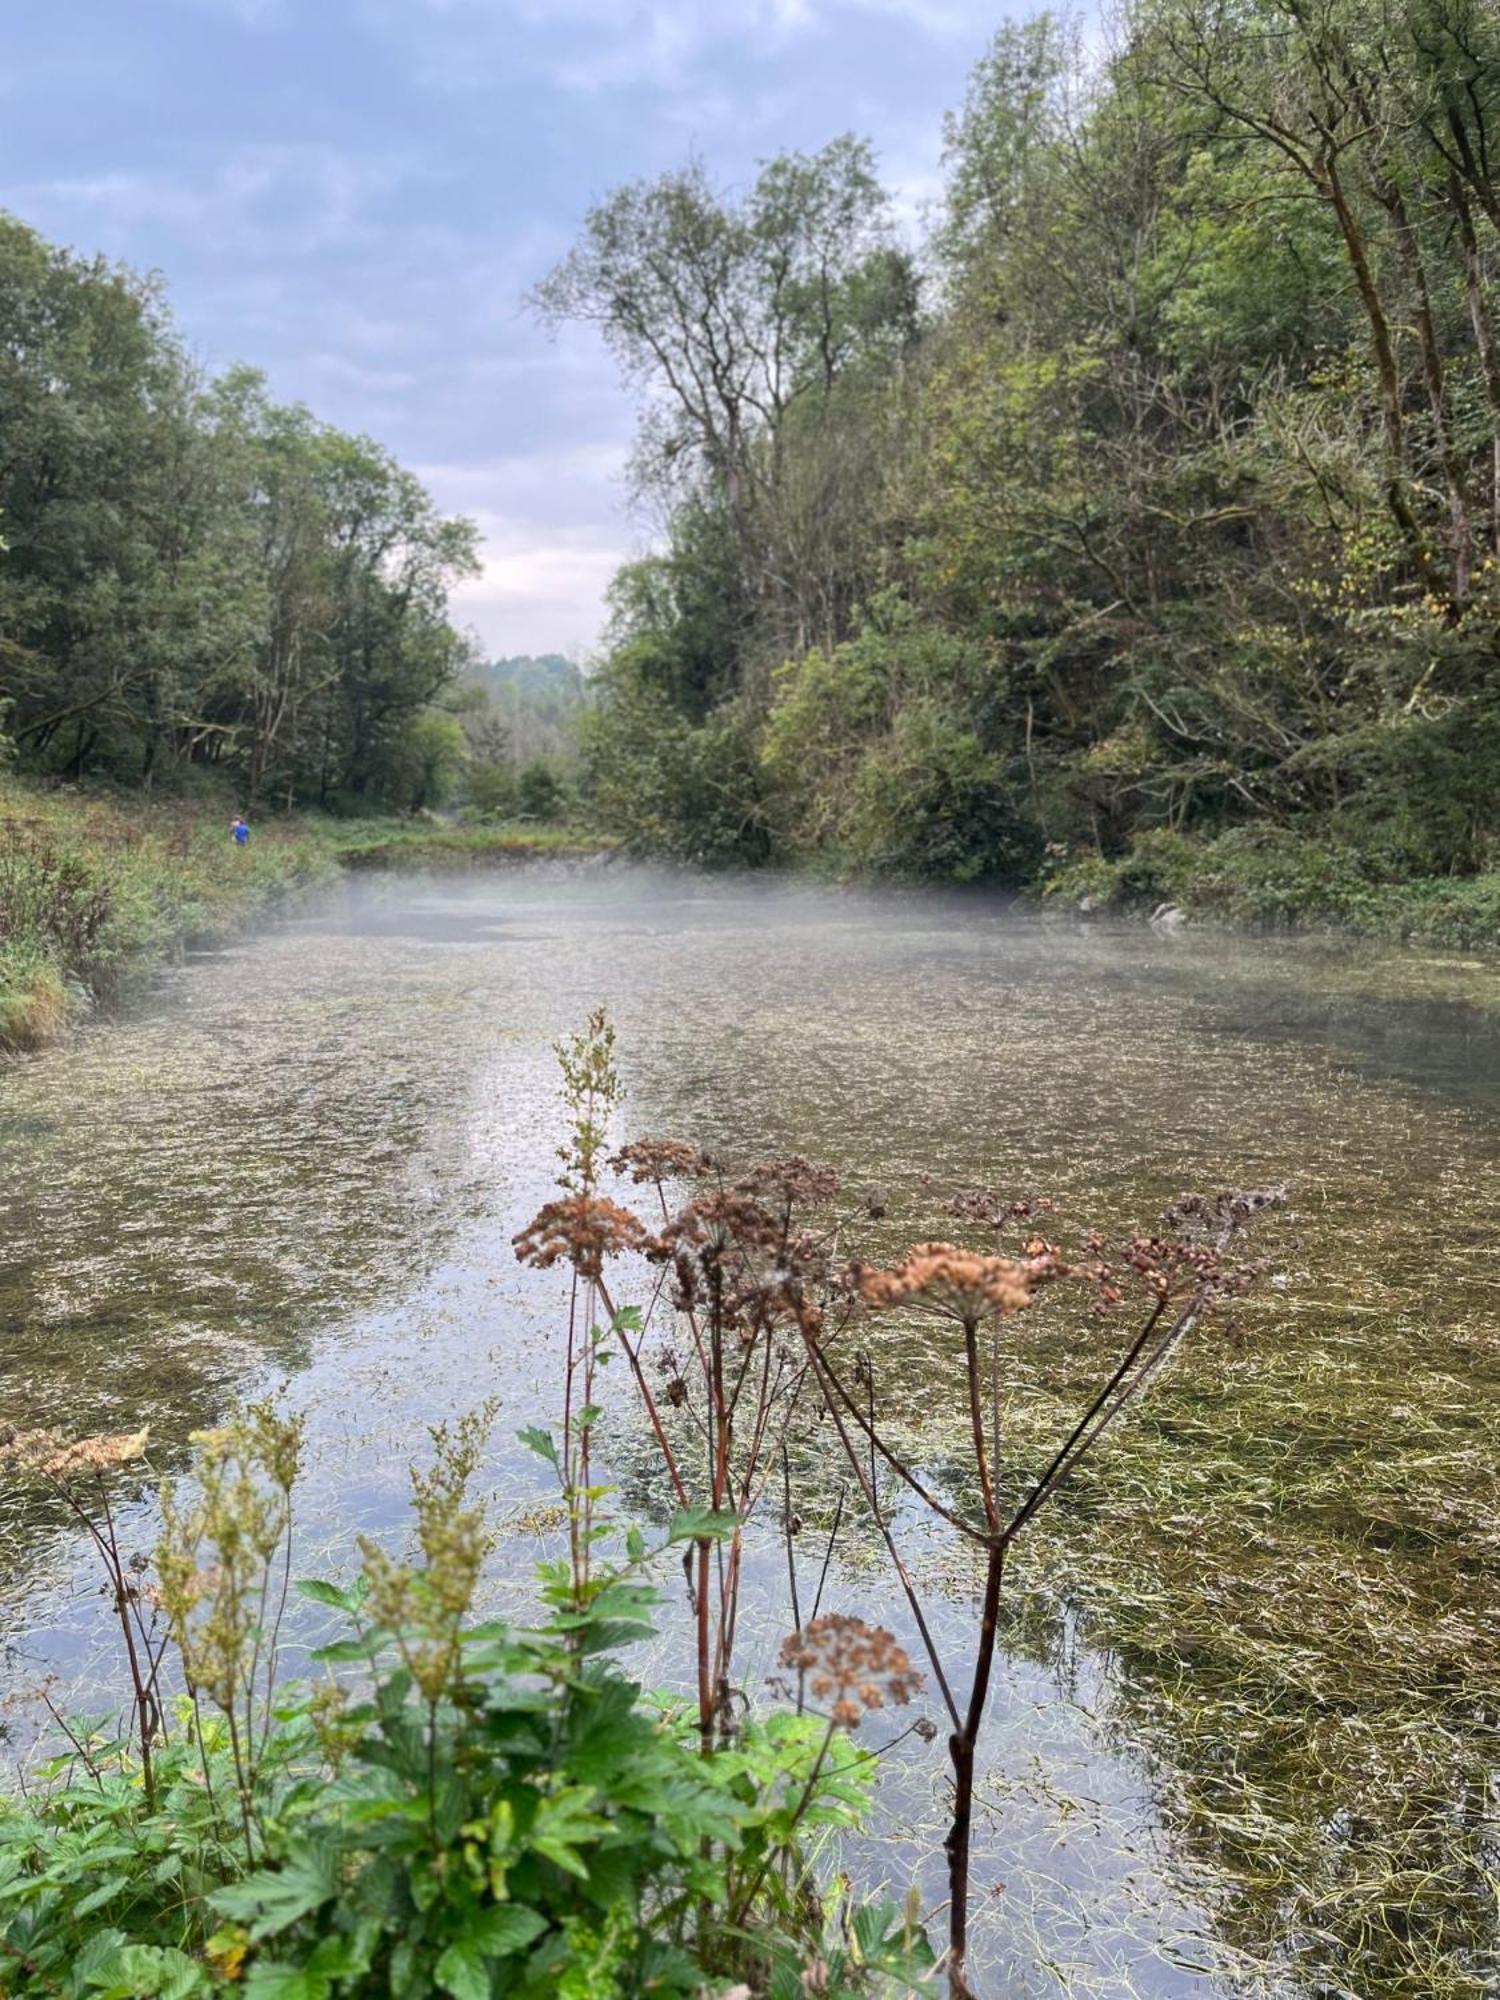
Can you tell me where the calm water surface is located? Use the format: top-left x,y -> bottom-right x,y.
2,869 -> 1497,1997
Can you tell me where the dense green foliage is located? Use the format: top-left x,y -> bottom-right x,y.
545,0 -> 1500,915
0,214 -> 478,813
0,1397 -> 930,1998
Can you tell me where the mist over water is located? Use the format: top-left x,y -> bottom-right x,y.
3,867 -> 1497,1996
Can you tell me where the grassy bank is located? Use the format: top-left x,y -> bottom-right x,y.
1043,826 -> 1500,951
326,819 -> 612,870
0,785 -> 611,1054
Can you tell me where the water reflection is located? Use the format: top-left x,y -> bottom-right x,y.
1,869 -> 1496,1995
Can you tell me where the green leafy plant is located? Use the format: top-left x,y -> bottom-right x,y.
0,1400 -> 931,1999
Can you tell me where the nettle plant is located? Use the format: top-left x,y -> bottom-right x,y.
514,1011 -> 1287,1999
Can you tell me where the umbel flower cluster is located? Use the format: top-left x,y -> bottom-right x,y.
778,1615 -> 923,1730
513,1143 -> 844,1347
852,1241 -> 1060,1321
0,1425 -> 149,1478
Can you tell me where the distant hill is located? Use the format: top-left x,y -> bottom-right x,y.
467,654 -> 584,705
461,654 -> 587,766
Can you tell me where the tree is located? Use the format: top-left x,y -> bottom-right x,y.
0,211 -> 480,813
535,139 -> 918,667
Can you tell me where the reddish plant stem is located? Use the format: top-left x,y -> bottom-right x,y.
962,1319 -> 1000,1534
804,1340 -> 961,1732
814,1346 -> 990,1545
944,1543 -> 1005,2000
93,1484 -> 159,1811
1000,1297 -> 1168,1549
595,1274 -> 690,1506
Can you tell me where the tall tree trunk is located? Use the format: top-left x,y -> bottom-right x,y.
1452,173 -> 1500,559
1321,154 -> 1434,586
1377,173 -> 1474,603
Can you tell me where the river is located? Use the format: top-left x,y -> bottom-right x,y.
2,866 -> 1497,1998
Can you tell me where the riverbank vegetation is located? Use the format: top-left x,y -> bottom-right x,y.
0,782 -> 606,1054
539,0 -> 1500,941
0,1406 -> 931,2000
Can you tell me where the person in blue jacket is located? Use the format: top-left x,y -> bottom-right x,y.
230,815 -> 250,846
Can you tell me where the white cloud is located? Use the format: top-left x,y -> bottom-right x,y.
299,353 -> 421,394
418,443 -> 635,656
9,144 -> 425,260
449,519 -> 628,657
353,0 -> 994,95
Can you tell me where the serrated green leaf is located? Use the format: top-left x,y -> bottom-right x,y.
74,1930 -> 128,1986
517,1425 -> 559,1469
432,1910 -> 542,2000
666,1507 -> 740,1544
106,1946 -> 205,1999
293,1576 -> 367,1614
310,1637 -> 373,1665
209,1840 -> 337,1939
72,1873 -> 129,1916
243,1962 -> 331,2000
433,1936 -> 488,2000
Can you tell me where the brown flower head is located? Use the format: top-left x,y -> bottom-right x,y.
513,1194 -> 652,1280
1163,1187 -> 1288,1241
655,1192 -> 833,1343
654,1190 -> 782,1264
610,1137 -> 710,1188
854,1241 -> 1058,1324
946,1189 -> 1057,1231
777,1614 -> 923,1729
0,1426 -> 150,1482
733,1156 -> 840,1211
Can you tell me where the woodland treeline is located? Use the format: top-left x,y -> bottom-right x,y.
0,214 -> 481,813
541,0 -> 1500,890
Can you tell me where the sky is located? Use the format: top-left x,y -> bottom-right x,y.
0,0 -> 1018,661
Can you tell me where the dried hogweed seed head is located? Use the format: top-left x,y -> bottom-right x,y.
512,1193 -> 653,1280
0,1426 -> 150,1481
655,1190 -> 836,1346
657,1189 -> 784,1257
610,1137 -> 710,1186
733,1156 -> 840,1209
1162,1186 -> 1288,1239
777,1614 -> 923,1729
853,1242 -> 1051,1322
946,1189 -> 1057,1230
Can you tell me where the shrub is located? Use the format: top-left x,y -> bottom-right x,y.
1044,824 -> 1500,945
514,759 -> 567,824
